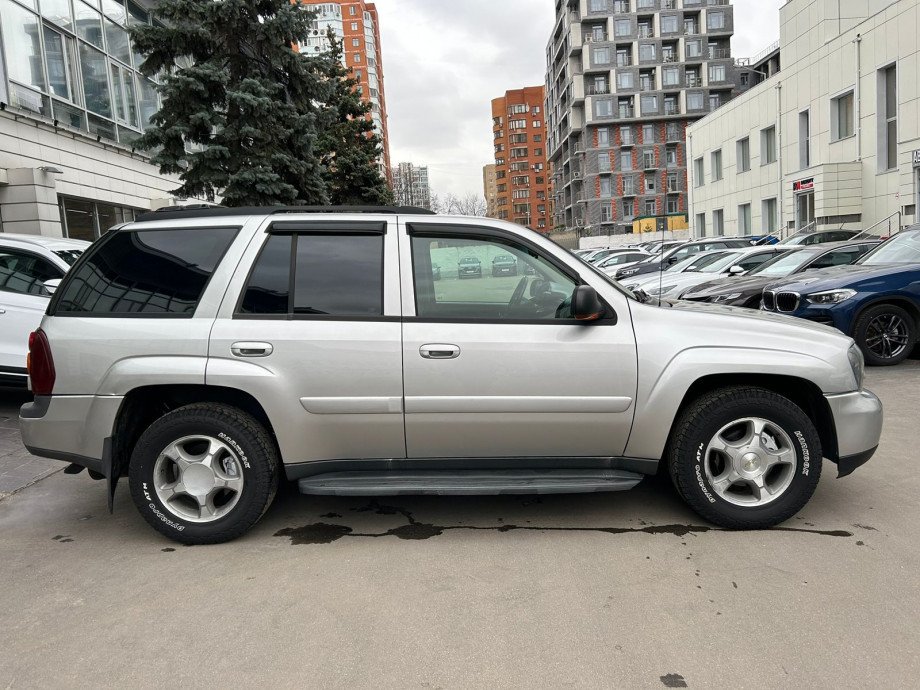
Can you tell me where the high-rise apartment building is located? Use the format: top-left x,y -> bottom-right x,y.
300,0 -> 392,181
483,164 -> 499,218
391,162 -> 432,209
546,0 -> 737,233
491,87 -> 551,232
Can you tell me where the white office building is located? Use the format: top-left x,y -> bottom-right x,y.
688,0 -> 920,238
0,0 -> 190,239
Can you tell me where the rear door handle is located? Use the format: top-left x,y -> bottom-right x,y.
231,341 -> 273,357
420,344 -> 460,360
0,308 -> 6,314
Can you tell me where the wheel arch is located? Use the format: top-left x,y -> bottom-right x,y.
669,373 -> 839,462
111,384 -> 278,481
850,295 -> 920,335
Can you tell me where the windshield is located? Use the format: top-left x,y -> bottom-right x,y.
53,249 -> 84,266
698,251 -> 748,274
858,231 -> 920,265
747,248 -> 816,277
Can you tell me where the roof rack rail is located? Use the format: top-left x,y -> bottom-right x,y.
135,205 -> 437,222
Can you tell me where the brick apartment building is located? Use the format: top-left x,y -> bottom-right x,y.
491,87 -> 552,232
300,0 -> 392,181
482,164 -> 499,217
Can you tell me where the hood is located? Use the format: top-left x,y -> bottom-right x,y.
664,299 -> 848,338
765,262 -> 920,293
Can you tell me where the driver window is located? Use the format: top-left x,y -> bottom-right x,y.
411,234 -> 577,320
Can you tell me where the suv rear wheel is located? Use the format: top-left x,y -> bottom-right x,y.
128,403 -> 280,544
669,387 -> 822,529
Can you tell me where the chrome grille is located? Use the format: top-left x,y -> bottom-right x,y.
776,292 -> 800,313
762,291 -> 776,311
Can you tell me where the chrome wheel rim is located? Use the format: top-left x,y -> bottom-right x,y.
703,417 -> 797,507
153,435 -> 244,523
865,314 -> 910,360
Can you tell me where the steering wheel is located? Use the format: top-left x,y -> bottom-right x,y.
509,276 -> 529,310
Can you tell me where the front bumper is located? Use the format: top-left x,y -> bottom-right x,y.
824,389 -> 883,477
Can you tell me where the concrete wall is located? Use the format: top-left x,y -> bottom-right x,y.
0,109 -> 182,236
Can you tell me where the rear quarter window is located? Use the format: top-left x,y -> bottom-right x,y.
52,227 -> 239,316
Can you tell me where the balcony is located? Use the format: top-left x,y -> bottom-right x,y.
708,48 -> 731,60
638,26 -> 654,39
583,32 -> 609,43
618,106 -> 636,119
664,102 -> 679,115
586,83 -> 611,95
616,55 -> 633,67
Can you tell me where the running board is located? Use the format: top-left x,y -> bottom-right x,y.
297,470 -> 644,496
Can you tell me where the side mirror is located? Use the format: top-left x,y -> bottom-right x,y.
572,285 -> 606,322
728,265 -> 745,275
42,278 -> 62,296
667,256 -> 680,265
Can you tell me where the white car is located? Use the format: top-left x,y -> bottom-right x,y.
639,246 -> 788,300
624,250 -> 734,291
0,234 -> 89,386
596,250 -> 654,275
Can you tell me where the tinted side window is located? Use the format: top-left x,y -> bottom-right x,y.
240,235 -> 291,315
737,253 -> 773,271
239,233 -> 384,317
0,249 -> 62,296
809,247 -> 864,269
293,235 -> 383,316
54,228 -> 238,315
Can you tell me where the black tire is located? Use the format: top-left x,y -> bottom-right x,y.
128,403 -> 280,544
669,387 -> 822,530
852,303 -> 916,367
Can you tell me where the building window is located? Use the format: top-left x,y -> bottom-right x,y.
351,22 -> 358,30
614,19 -> 631,37
693,157 -> 704,187
353,53 -> 361,63
696,212 -> 706,237
621,151 -> 633,171
686,39 -> 702,58
599,153 -> 611,172
600,176 -> 612,197
640,94 -> 658,115
594,99 -> 613,117
598,127 -> 610,147
642,124 -> 654,143
667,172 -> 679,192
707,10 -> 725,30
617,71 -> 634,89
711,149 -> 722,181
687,91 -> 704,111
639,43 -> 656,62
589,0 -> 607,11
761,126 -> 777,164
666,122 -> 680,141
737,137 -> 750,172
831,91 -> 854,141
644,176 -> 656,193
643,199 -> 656,216
738,203 -> 752,235
663,67 -> 680,87
799,110 -> 811,168
666,145 -> 677,168
623,176 -> 635,195
879,64 -> 897,171
713,209 -> 724,236
660,15 -> 678,34
666,197 -> 679,214
621,125 -> 634,145
352,38 -> 360,47
593,47 -> 611,64
642,149 -> 655,169
762,197 -> 778,233
708,64 -> 726,83
601,204 -> 613,223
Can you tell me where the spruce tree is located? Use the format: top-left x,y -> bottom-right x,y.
129,0 -> 329,206
316,31 -> 393,206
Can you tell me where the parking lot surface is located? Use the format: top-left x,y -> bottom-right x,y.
1,362 -> 919,688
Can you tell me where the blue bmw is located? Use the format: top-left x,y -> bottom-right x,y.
762,228 -> 920,366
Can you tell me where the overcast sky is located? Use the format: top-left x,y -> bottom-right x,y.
371,0 -> 784,198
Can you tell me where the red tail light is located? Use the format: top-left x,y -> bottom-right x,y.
27,329 -> 55,395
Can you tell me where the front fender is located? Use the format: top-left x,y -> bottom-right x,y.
623,346 -> 850,460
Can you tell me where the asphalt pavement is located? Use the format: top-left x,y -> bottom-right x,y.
1,362 -> 918,688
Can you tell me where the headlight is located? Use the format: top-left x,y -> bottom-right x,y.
648,285 -> 674,297
806,289 -> 856,305
848,343 -> 865,390
711,293 -> 742,304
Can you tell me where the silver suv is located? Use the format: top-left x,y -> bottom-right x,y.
20,207 -> 883,544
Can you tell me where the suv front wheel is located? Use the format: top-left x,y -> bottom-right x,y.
128,403 -> 280,544
669,387 -> 822,529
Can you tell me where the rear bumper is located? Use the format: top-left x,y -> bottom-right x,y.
824,389 -> 883,477
20,394 -> 122,469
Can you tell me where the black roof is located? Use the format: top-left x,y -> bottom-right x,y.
135,205 -> 437,222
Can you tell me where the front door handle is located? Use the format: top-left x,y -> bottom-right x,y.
0,308 -> 6,314
420,344 -> 460,360
231,341 -> 273,358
